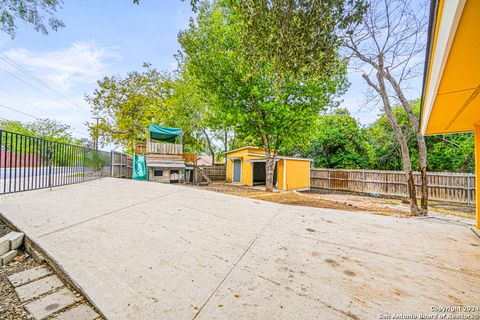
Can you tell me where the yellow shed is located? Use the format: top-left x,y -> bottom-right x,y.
420,0 -> 480,229
225,146 -> 312,191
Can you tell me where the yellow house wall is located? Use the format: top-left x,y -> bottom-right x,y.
226,147 -> 267,186
277,160 -> 285,190
475,126 -> 480,229
285,159 -> 311,191
226,147 -> 310,190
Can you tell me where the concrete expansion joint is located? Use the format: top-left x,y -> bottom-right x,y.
191,210 -> 281,320
37,189 -> 185,239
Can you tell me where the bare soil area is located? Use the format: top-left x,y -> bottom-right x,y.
194,183 -> 476,220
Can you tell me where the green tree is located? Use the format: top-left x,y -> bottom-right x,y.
186,0 -> 366,78
0,0 -> 65,38
86,64 -> 215,154
165,76 -> 227,162
178,1 -> 348,191
425,134 -> 474,173
0,118 -> 81,144
364,101 -> 475,173
85,64 -> 177,150
306,109 -> 370,169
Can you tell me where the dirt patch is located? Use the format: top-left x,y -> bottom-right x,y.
325,258 -> 339,268
193,183 -> 263,196
194,183 -> 409,217
194,183 -> 475,220
0,223 -> 11,238
426,202 -> 475,219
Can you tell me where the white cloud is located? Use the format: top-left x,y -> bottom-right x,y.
1,41 -> 120,91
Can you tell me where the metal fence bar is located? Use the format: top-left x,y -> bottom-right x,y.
0,129 -> 113,195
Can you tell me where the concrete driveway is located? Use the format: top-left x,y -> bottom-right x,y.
0,178 -> 479,319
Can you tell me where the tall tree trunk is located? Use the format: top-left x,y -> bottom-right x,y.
362,66 -> 421,216
382,97 -> 420,214
377,74 -> 421,216
265,150 -> 276,192
224,129 -> 228,155
418,138 -> 428,214
202,129 -> 215,165
261,134 -> 276,192
385,70 -> 428,214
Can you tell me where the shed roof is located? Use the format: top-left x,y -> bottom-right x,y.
226,145 -> 312,162
225,146 -> 262,154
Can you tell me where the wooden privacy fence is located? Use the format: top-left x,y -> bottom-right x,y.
111,151 -> 133,179
310,168 -> 476,205
195,164 -> 226,182
203,164 -> 226,181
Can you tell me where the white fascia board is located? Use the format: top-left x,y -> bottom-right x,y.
421,0 -> 466,134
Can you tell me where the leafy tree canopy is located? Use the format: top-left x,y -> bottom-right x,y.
178,0 -> 347,154
85,64 -> 177,150
85,64 -> 219,155
364,101 -> 474,173
0,0 -> 65,38
0,118 -> 83,144
305,109 -> 371,169
186,0 -> 367,78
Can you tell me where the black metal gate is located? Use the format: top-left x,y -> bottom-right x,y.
0,129 -> 111,194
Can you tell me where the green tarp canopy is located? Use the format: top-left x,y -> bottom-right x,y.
149,124 -> 182,143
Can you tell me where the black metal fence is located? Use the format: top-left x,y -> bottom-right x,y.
0,129 -> 111,194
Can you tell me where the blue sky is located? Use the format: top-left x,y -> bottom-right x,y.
0,0 -> 422,142
0,1 -> 192,140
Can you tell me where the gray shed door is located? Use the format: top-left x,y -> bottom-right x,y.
233,160 -> 241,182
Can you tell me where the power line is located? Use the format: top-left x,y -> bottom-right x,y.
0,54 -> 91,138
0,87 -> 87,134
0,66 -> 83,114
0,53 -> 87,112
0,59 -> 85,113
0,87 -> 57,118
0,103 -> 90,138
0,103 -> 37,119
0,67 -> 46,94
0,54 -> 51,89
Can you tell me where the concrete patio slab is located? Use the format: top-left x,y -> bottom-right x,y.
0,178 -> 479,319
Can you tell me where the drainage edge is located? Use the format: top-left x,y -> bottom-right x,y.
0,212 -> 106,319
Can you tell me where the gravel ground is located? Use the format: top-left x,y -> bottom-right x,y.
0,250 -> 39,319
0,220 -> 37,319
0,220 -> 101,319
0,223 -> 11,237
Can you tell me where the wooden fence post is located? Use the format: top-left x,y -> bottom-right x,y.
328,170 -> 331,189
467,175 -> 471,206
362,170 -> 365,193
